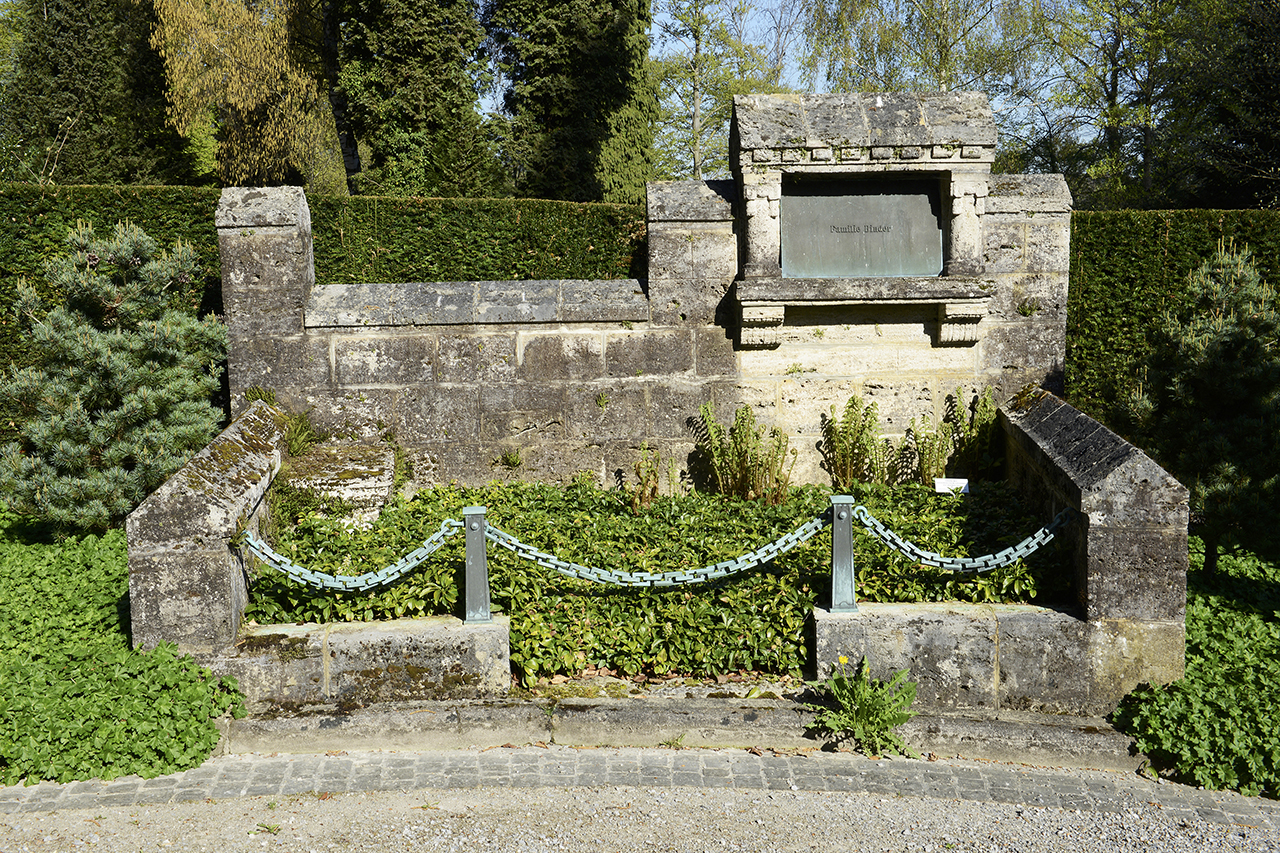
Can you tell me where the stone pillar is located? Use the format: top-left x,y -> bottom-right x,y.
946,175 -> 988,276
740,170 -> 781,279
217,187 -> 315,417
646,179 -> 739,324
1002,392 -> 1188,694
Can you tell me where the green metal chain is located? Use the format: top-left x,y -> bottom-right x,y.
241,520 -> 463,592
241,504 -> 1078,592
484,511 -> 832,588
852,505 -> 1077,573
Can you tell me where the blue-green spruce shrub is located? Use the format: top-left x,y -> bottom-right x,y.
0,222 -> 226,532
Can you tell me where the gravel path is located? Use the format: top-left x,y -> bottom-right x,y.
3,747 -> 1277,852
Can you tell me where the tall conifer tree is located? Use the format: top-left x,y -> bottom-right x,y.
337,0 -> 506,197
487,0 -> 657,203
3,0 -> 194,184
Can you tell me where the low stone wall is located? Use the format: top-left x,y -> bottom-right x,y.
814,393 -> 1187,716
211,618 -> 511,714
222,186 -> 738,488
127,401 -> 284,655
126,402 -> 513,708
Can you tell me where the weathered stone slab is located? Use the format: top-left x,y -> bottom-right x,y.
986,174 -> 1073,215
1001,392 -> 1189,625
214,617 -> 510,712
306,283 -> 398,327
733,93 -> 996,158
333,334 -> 436,386
284,442 -> 396,511
815,602 -> 1184,716
814,604 -> 999,711
127,401 -> 284,654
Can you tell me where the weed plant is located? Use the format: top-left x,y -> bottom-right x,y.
246,478 -> 1072,683
1114,539 -> 1280,797
0,510 -> 244,785
805,655 -> 918,757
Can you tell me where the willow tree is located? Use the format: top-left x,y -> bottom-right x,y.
801,0 -> 1051,92
151,0 -> 335,185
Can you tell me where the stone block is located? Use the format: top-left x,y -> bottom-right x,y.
814,605 -> 999,710
646,180 -> 736,222
695,327 -> 738,377
994,607 -> 1092,713
605,330 -> 695,378
982,222 -> 1027,274
478,385 -> 569,442
227,334 -> 332,409
398,385 -> 480,442
218,187 -> 313,339
560,280 -> 650,323
435,333 -> 519,384
215,617 -> 511,711
859,381 -> 938,431
1026,222 -> 1072,273
305,283 -> 398,328
1085,618 -> 1186,708
563,383 -> 649,442
776,377 -> 862,441
689,224 -> 739,281
300,388 -> 400,440
127,402 -> 284,654
1084,528 -> 1187,622
216,186 -> 310,229
981,272 -> 1068,320
509,441 -> 606,484
334,334 -> 436,386
981,320 -> 1066,390
646,222 -> 695,281
410,441 -> 493,487
393,282 -> 476,325
518,333 -> 605,381
284,442 -> 396,511
603,439 -> 696,490
224,267 -> 313,338
129,551 -> 246,653
648,277 -> 732,326
646,379 -> 713,437
475,280 -> 559,324
986,174 -> 1073,215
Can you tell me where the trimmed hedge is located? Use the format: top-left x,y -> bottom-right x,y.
309,195 -> 647,284
1066,210 -> 1280,425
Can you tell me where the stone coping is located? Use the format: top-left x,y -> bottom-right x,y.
737,276 -> 991,304
305,279 -> 649,327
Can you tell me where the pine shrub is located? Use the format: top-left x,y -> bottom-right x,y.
1120,242 -> 1280,572
0,222 -> 226,532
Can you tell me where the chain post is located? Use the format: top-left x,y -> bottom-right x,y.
463,506 -> 492,624
830,495 -> 858,613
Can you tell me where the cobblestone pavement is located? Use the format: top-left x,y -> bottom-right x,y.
3,746 -> 1278,830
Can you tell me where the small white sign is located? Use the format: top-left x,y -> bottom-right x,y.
934,478 -> 969,494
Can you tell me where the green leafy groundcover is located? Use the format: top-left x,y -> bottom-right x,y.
247,479 -> 1072,682
0,514 -> 244,786
1114,539 -> 1280,797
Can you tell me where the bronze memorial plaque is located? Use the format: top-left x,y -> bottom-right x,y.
780,178 -> 944,278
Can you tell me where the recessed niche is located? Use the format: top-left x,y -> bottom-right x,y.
780,177 -> 944,278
